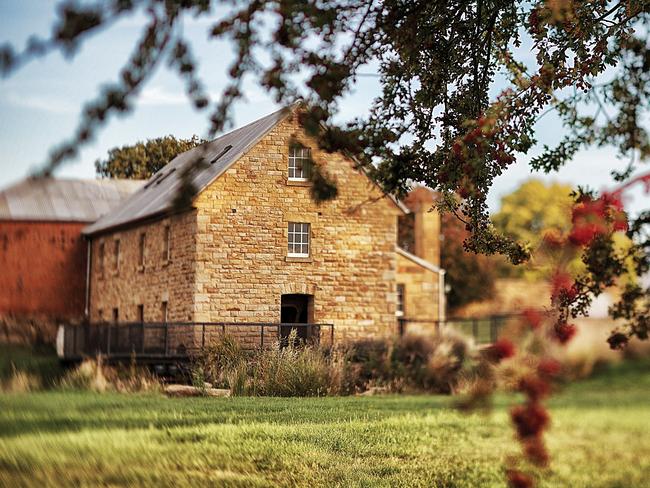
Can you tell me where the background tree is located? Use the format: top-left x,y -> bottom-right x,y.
441,212 -> 497,312
492,179 -> 576,278
3,2 -> 650,486
493,180 -> 574,250
95,135 -> 204,179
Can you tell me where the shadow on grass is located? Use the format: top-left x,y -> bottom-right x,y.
0,393 -> 455,439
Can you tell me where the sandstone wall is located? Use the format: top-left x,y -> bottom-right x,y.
88,211 -> 197,327
396,251 -> 441,335
193,111 -> 403,341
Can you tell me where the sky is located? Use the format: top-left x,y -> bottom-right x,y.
0,1 -> 647,215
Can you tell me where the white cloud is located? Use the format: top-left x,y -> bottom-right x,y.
138,86 -> 187,106
2,92 -> 77,114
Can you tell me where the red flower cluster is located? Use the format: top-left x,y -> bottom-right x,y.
523,437 -> 550,467
550,271 -> 577,303
490,338 -> 516,362
507,469 -> 534,488
554,322 -> 577,344
537,358 -> 562,378
519,376 -> 551,402
511,403 -> 550,439
522,308 -> 543,330
542,229 -> 564,249
568,194 -> 628,246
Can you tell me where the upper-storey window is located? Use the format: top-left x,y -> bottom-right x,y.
288,145 -> 312,181
138,233 -> 146,268
163,225 -> 171,262
288,222 -> 310,257
98,242 -> 105,277
113,239 -> 120,272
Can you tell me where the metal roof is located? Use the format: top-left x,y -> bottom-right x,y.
0,177 -> 144,222
82,102 -> 408,236
83,104 -> 296,236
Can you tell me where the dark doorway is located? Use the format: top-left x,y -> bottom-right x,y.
280,294 -> 313,346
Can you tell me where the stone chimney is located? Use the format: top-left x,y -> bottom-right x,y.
403,187 -> 440,267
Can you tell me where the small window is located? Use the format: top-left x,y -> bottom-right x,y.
163,225 -> 171,261
112,307 -> 119,324
396,284 -> 405,317
113,239 -> 120,271
98,242 -> 105,277
98,309 -> 103,322
288,222 -> 310,257
161,301 -> 168,323
137,304 -> 144,323
138,233 -> 146,267
288,145 -> 312,181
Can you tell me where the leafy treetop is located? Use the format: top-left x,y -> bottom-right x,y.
95,135 -> 205,179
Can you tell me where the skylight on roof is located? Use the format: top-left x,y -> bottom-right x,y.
156,168 -> 176,185
143,172 -> 165,189
210,145 -> 233,164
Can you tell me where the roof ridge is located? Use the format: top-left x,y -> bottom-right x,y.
396,246 -> 443,274
83,103 -> 297,236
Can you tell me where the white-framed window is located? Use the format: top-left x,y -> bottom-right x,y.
396,284 -> 405,317
288,222 -> 310,257
288,145 -> 312,181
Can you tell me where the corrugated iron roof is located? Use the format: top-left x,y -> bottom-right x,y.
0,177 -> 144,222
83,104 -> 295,236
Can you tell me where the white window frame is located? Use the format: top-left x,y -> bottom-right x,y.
396,284 -> 405,317
288,145 -> 311,181
287,222 -> 311,257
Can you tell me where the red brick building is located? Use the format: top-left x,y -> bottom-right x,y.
0,178 -> 143,322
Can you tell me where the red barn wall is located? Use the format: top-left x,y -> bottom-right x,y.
0,220 -> 87,319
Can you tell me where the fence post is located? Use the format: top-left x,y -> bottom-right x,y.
201,323 -> 206,349
330,324 -> 334,347
490,316 -> 497,343
141,322 -> 145,354
261,324 -> 264,349
107,324 -> 112,356
164,322 -> 169,357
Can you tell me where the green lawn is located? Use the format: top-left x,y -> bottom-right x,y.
1,361 -> 649,487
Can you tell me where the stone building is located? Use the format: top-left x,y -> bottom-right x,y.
82,104 -> 444,347
0,177 -> 142,342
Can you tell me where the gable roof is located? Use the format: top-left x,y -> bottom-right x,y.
0,177 -> 144,222
83,104 -> 295,236
83,102 -> 408,236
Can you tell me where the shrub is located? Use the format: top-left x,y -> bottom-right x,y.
340,330 -> 472,394
250,340 -> 331,397
60,356 -> 161,393
0,344 -> 64,387
190,330 -> 473,397
0,365 -> 41,393
191,334 -> 247,388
